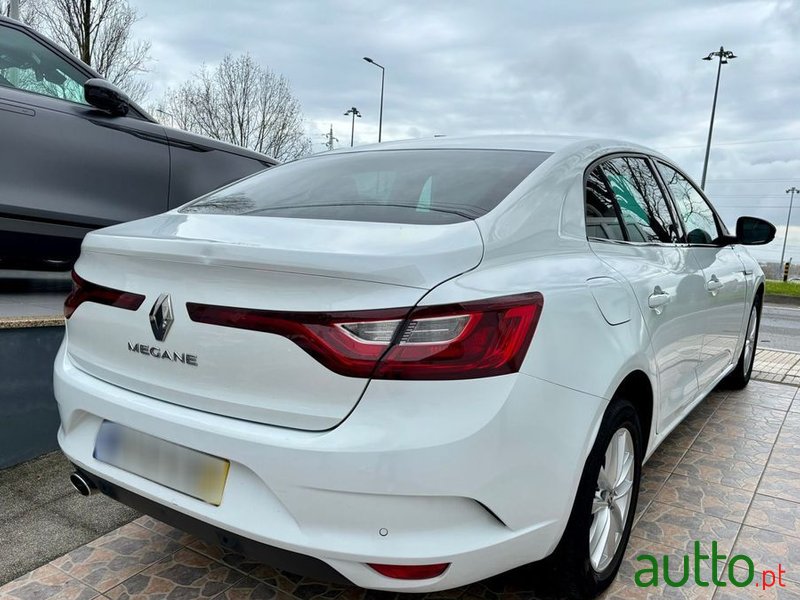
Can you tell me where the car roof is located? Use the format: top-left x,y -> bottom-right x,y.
340,134 -> 584,153
329,134 -> 665,160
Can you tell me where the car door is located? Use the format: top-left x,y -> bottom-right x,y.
656,162 -> 748,392
586,155 -> 706,432
0,22 -> 169,234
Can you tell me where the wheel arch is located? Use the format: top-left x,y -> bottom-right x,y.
611,370 -> 654,454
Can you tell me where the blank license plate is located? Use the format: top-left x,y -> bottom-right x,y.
94,421 -> 229,506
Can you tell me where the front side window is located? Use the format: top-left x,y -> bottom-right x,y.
181,149 -> 552,225
600,157 -> 678,244
0,27 -> 88,104
657,163 -> 721,244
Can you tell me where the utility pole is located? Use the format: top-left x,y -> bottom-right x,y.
322,124 -> 338,151
700,46 -> 737,190
344,107 -> 361,148
9,0 -> 20,19
780,186 -> 798,281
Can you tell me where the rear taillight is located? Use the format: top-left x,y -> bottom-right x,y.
186,304 -> 410,378
187,292 -> 543,380
374,293 -> 542,379
64,271 -> 146,319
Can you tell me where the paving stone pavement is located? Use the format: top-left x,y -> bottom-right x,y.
753,348 -> 800,386
1,380 -> 798,599
0,452 -> 140,585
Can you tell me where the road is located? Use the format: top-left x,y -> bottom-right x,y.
760,303 -> 800,353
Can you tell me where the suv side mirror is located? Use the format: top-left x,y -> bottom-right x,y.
84,78 -> 130,117
736,216 -> 776,245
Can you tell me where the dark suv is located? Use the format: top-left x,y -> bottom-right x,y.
0,16 -> 277,270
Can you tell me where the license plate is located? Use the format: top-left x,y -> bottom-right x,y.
94,421 -> 229,506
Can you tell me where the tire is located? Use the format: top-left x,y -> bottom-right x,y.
721,299 -> 761,390
535,398 -> 643,599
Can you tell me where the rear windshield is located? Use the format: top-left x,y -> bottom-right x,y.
180,149 -> 552,224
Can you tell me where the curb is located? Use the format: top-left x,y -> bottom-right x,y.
764,294 -> 800,307
758,346 -> 800,355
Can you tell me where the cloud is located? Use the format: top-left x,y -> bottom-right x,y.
128,0 -> 799,261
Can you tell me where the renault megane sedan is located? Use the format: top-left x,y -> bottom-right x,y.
55,135 -> 774,598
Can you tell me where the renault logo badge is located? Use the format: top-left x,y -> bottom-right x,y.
149,293 -> 174,342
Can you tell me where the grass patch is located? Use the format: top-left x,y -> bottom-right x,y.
766,279 -> 800,297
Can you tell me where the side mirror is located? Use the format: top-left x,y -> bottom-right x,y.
84,78 -> 130,117
736,216 -> 776,245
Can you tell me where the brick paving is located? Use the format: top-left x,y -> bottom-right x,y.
753,348 -> 800,386
1,380 -> 798,599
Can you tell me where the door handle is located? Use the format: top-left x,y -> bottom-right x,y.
648,286 -> 671,314
706,275 -> 724,295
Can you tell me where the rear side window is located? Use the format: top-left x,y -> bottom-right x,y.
657,162 -> 721,244
600,157 -> 678,244
181,149 -> 552,225
585,166 -> 626,241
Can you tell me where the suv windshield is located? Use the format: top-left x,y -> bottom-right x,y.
181,149 -> 552,224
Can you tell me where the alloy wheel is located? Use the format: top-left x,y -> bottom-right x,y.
589,427 -> 635,572
743,305 -> 758,375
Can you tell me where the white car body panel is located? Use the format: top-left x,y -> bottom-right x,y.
587,241 -> 706,431
82,213 -> 484,290
68,217 -> 483,429
689,246 -> 748,389
56,344 -> 606,591
54,134 -> 765,591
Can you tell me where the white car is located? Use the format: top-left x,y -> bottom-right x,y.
55,136 -> 775,598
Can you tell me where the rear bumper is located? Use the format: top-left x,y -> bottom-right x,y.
72,467 -> 349,584
54,341 -> 607,591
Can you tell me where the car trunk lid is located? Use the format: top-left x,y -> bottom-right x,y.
65,213 -> 483,430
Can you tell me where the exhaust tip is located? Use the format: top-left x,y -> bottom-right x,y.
69,472 -> 96,496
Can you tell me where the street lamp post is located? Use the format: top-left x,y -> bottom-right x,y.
344,107 -> 361,147
154,108 -> 175,124
363,57 -> 385,143
780,186 -> 798,281
700,46 -> 737,190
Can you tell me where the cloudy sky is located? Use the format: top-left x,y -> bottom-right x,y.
130,0 -> 799,263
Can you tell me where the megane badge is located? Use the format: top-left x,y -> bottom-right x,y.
149,293 -> 174,342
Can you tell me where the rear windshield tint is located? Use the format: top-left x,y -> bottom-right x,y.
180,149 -> 552,224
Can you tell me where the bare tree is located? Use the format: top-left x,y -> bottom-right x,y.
2,0 -> 41,27
29,0 -> 150,101
159,54 -> 313,162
